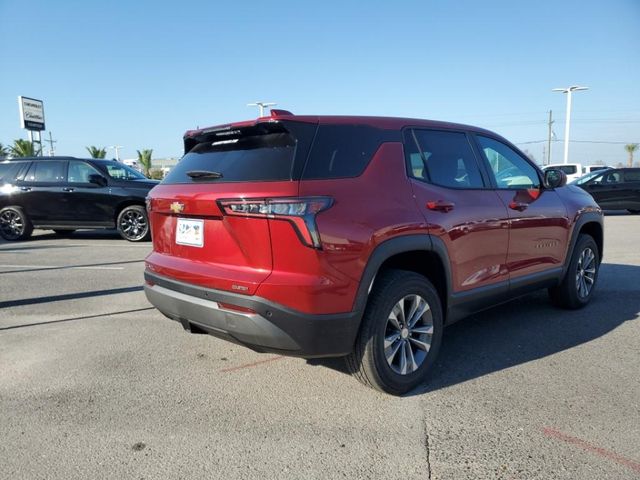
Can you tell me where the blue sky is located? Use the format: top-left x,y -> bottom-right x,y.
1,0 -> 639,165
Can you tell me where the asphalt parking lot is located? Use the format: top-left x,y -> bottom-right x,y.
1,214 -> 639,480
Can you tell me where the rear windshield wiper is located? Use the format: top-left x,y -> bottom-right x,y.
186,170 -> 223,180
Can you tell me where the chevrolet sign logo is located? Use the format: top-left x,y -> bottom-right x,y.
170,202 -> 184,214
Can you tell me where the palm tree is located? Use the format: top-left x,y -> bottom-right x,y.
0,143 -> 8,159
625,143 -> 639,168
86,146 -> 107,159
137,149 -> 153,177
9,139 -> 39,157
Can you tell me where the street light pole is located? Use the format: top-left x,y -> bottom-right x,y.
247,102 -> 276,117
108,145 -> 123,161
552,85 -> 588,164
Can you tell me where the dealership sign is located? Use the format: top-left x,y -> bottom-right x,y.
18,96 -> 45,131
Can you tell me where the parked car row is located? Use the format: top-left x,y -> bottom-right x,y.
0,157 -> 157,241
543,163 -> 612,183
571,167 -> 640,213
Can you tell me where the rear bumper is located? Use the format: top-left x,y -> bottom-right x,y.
144,271 -> 360,358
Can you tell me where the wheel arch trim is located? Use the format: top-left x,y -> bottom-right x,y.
562,212 -> 604,279
352,234 -> 453,318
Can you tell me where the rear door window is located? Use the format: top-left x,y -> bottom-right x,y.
405,129 -> 485,188
24,161 -> 67,183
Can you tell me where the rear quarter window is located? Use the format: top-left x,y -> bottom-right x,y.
301,125 -> 398,180
0,162 -> 28,182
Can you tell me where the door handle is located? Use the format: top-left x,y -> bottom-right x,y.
426,201 -> 455,212
20,186 -> 32,192
62,187 -> 75,192
509,201 -> 529,211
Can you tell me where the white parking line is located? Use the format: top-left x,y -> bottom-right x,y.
0,265 -> 124,271
0,243 -> 150,249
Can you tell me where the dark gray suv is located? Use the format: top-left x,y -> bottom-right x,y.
0,156 -> 158,241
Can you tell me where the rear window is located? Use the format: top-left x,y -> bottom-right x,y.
0,162 -> 28,182
302,125 -> 395,179
164,121 -> 315,184
551,165 -> 578,175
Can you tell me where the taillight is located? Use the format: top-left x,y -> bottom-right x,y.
145,196 -> 153,212
218,197 -> 333,249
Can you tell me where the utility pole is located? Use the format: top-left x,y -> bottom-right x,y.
546,110 -> 553,165
45,131 -> 57,156
552,85 -> 589,164
247,102 -> 276,117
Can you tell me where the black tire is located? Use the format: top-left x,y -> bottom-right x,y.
53,229 -> 76,236
549,234 -> 599,309
628,209 -> 640,214
116,205 -> 150,242
0,206 -> 33,241
345,269 -> 443,395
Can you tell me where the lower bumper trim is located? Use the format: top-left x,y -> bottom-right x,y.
144,271 -> 361,358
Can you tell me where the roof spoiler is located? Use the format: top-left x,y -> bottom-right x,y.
182,110 -> 296,154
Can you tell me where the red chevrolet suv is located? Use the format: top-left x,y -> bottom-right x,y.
144,111 -> 603,394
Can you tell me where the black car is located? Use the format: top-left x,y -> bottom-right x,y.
0,156 -> 158,241
572,167 -> 640,213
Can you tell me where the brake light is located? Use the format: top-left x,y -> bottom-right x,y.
218,197 -> 333,249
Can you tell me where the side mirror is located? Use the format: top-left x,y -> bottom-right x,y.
88,173 -> 107,187
544,169 -> 567,189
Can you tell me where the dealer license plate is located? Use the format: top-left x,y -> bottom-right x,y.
175,218 -> 204,247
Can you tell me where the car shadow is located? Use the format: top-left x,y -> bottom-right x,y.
308,263 -> 640,396
0,229 -> 127,245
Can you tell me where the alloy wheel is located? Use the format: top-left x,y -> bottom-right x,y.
575,247 -> 596,299
0,210 -> 25,240
120,209 -> 148,241
384,294 -> 434,375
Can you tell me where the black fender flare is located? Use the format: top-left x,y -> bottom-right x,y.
561,211 -> 604,279
351,234 -> 453,317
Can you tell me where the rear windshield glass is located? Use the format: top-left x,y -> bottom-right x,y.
164,123 -> 309,184
550,165 -> 578,175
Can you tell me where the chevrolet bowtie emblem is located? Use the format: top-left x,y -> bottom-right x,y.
170,202 -> 184,214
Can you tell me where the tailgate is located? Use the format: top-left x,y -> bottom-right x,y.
146,181 -> 299,295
